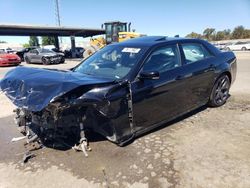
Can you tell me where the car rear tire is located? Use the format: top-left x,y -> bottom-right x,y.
209,74 -> 230,107
42,57 -> 50,65
241,47 -> 247,51
226,47 -> 231,51
25,56 -> 30,64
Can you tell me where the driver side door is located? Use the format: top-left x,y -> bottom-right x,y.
132,44 -> 188,132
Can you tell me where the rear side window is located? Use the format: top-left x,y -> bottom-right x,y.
182,43 -> 212,64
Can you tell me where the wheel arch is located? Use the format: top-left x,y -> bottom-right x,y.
221,71 -> 232,84
210,71 -> 231,98
215,61 -> 232,85
209,71 -> 231,107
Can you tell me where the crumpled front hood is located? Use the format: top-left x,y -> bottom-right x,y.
0,66 -> 113,111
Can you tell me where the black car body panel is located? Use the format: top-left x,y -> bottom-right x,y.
0,36 -> 237,146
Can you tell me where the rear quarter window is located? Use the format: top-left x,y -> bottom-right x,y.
181,43 -> 213,64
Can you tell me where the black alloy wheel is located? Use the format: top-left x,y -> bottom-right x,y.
209,75 -> 230,107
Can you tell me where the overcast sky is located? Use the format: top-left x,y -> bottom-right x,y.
0,0 -> 250,43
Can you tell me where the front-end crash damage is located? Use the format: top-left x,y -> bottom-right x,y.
1,67 -> 134,157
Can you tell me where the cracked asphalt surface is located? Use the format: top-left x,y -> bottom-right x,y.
0,52 -> 250,188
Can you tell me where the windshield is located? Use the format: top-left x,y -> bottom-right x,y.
40,48 -> 54,53
74,45 -> 145,79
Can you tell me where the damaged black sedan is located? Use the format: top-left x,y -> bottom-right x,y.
0,36 -> 237,149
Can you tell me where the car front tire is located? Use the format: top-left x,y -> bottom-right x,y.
42,57 -> 50,65
209,74 -> 230,107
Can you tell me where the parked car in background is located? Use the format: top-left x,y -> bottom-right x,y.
64,47 -> 85,58
75,47 -> 85,57
51,47 -> 64,54
1,36 -> 237,146
0,50 -> 21,67
214,43 -> 228,50
16,47 -> 37,61
226,41 -> 250,51
24,48 -> 65,65
0,48 -> 16,54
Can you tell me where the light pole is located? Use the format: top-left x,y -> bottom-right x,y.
55,0 -> 62,44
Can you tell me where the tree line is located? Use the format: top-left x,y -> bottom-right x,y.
23,25 -> 250,47
23,36 -> 56,48
186,25 -> 250,41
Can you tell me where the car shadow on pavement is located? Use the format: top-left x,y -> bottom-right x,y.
55,104 -> 208,149
0,104 -> 208,152
128,105 -> 208,146
44,130 -> 107,151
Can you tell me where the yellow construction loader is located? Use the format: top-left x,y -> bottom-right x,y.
83,21 -> 144,58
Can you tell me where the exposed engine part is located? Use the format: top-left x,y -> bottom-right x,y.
11,136 -> 26,142
13,107 -> 93,159
72,141 -> 92,157
23,151 -> 36,163
11,109 -> 44,163
25,131 -> 40,145
14,108 -> 27,135
23,139 -> 43,163
11,130 -> 43,163
72,117 -> 91,157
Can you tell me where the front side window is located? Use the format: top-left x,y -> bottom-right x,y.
74,45 -> 146,79
105,24 -> 112,34
116,24 -> 127,32
40,49 -> 54,53
142,45 -> 181,73
182,43 -> 212,64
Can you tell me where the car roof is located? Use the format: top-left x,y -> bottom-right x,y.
112,36 -> 221,55
114,36 -> 206,47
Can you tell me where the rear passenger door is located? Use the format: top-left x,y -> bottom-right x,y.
179,42 -> 216,109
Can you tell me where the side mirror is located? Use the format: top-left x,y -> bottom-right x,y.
139,71 -> 160,80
